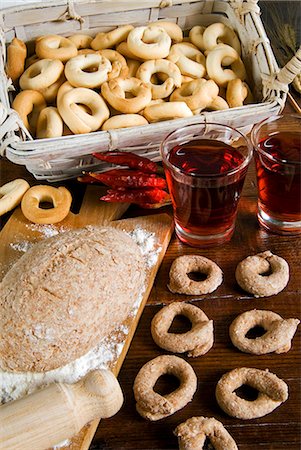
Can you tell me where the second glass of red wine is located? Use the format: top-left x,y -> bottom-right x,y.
160,123 -> 253,247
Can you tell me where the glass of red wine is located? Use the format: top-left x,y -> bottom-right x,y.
161,122 -> 253,247
251,114 -> 301,235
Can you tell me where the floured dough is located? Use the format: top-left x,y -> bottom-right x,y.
0,226 -> 146,373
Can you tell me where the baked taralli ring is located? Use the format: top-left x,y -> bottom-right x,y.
170,78 -> 219,111
151,302 -> 214,357
133,355 -> 197,421
143,101 -> 193,122
98,49 -> 129,80
226,78 -> 251,107
36,106 -> 63,139
202,22 -> 241,55
215,367 -> 288,419
19,59 -> 64,91
127,26 -> 171,60
91,25 -> 134,50
35,35 -> 78,62
6,38 -> 27,83
235,250 -> 290,297
189,26 -> 206,51
68,34 -> 93,49
206,44 -> 246,87
0,179 -> 30,216
37,73 -> 66,104
148,21 -> 183,43
229,309 -> 300,355
168,255 -> 223,295
175,416 -> 238,450
136,59 -> 182,99
12,89 -> 47,135
101,114 -> 148,130
167,42 -> 206,78
65,53 -> 112,88
21,185 -> 72,224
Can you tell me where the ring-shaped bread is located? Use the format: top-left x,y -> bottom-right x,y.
101,77 -> 152,114
6,38 -> 27,82
215,367 -> 288,419
167,42 -> 206,78
127,26 -> 171,60
36,106 -> 63,139
37,73 -> 66,104
21,185 -> 72,224
0,179 -> 30,216
12,89 -> 47,135
116,42 -> 144,61
101,114 -> 148,130
133,355 -> 197,421
189,26 -> 206,51
68,34 -> 93,49
226,78 -> 250,107
151,302 -> 214,357
136,59 -> 182,99
35,34 -> 78,62
143,101 -> 193,122
98,49 -> 129,80
91,25 -> 134,50
235,250 -> 290,297
126,58 -> 141,78
202,23 -> 241,55
19,59 -> 64,91
175,416 -> 238,450
148,21 -> 183,43
206,44 -> 246,87
57,86 -> 110,134
168,255 -> 223,295
65,53 -> 112,88
170,78 -> 219,111
205,95 -> 229,111
229,309 -> 300,355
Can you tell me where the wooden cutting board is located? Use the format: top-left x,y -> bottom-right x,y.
0,185 -> 174,450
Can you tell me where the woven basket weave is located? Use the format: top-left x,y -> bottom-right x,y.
0,0 -> 300,181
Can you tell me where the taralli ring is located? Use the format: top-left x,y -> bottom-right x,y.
127,26 -> 171,60
36,106 -> 63,139
235,250 -> 290,297
215,367 -> 289,419
0,179 -> 30,216
98,49 -> 129,80
168,255 -> 223,295
91,25 -> 134,50
68,34 -> 93,49
21,185 -> 72,224
12,90 -> 47,135
170,78 -> 219,111
229,309 -> 300,355
151,302 -> 214,357
5,38 -> 27,83
202,23 -> 241,55
206,44 -> 246,87
101,77 -> 152,114
19,59 -> 64,91
136,59 -> 182,99
175,416 -> 238,450
189,26 -> 206,51
226,78 -> 251,107
101,114 -> 148,130
35,34 -> 78,62
65,53 -> 112,88
143,101 -> 193,123
133,355 -> 197,421
168,43 -> 206,78
148,21 -> 183,43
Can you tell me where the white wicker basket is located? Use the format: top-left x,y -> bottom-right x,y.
0,0 -> 300,181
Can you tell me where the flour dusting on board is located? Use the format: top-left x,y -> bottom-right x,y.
1,226 -> 159,405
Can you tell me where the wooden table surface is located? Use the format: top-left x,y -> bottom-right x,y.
0,100 -> 300,450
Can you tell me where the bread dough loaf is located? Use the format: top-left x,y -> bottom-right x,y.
0,226 -> 146,373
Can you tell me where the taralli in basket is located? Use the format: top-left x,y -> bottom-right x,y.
127,58 -> 141,77
0,179 -> 30,216
127,26 -> 171,60
136,59 -> 182,99
148,21 -> 183,43
229,309 -> 300,355
98,49 -> 129,80
215,367 -> 289,419
35,34 -> 78,62
174,416 -> 238,450
116,41 -> 144,61
5,38 -> 27,83
170,78 -> 219,111
101,114 -> 148,130
133,355 -> 197,421
206,44 -> 246,87
101,77 -> 152,114
36,106 -> 63,139
68,34 -> 93,50
19,59 -> 64,91
202,23 -> 241,55
168,255 -> 223,295
205,95 -> 229,112
143,101 -> 192,122
21,185 -> 72,224
91,25 -> 134,50
151,302 -> 214,357
57,86 -> 109,134
168,42 -> 206,78
235,250 -> 290,297
12,89 -> 47,135
64,53 -> 112,88
24,54 -> 40,69
226,78 -> 253,107
189,26 -> 206,51
38,73 -> 66,104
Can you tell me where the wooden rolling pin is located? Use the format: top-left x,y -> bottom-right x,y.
0,369 -> 123,450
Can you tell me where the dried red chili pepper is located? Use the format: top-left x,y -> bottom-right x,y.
87,169 -> 167,189
92,151 -> 163,174
100,187 -> 170,205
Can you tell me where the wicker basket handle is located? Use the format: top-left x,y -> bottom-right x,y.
276,46 -> 301,85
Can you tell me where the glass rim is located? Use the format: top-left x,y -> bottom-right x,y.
160,122 -> 253,178
251,114 -> 301,166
